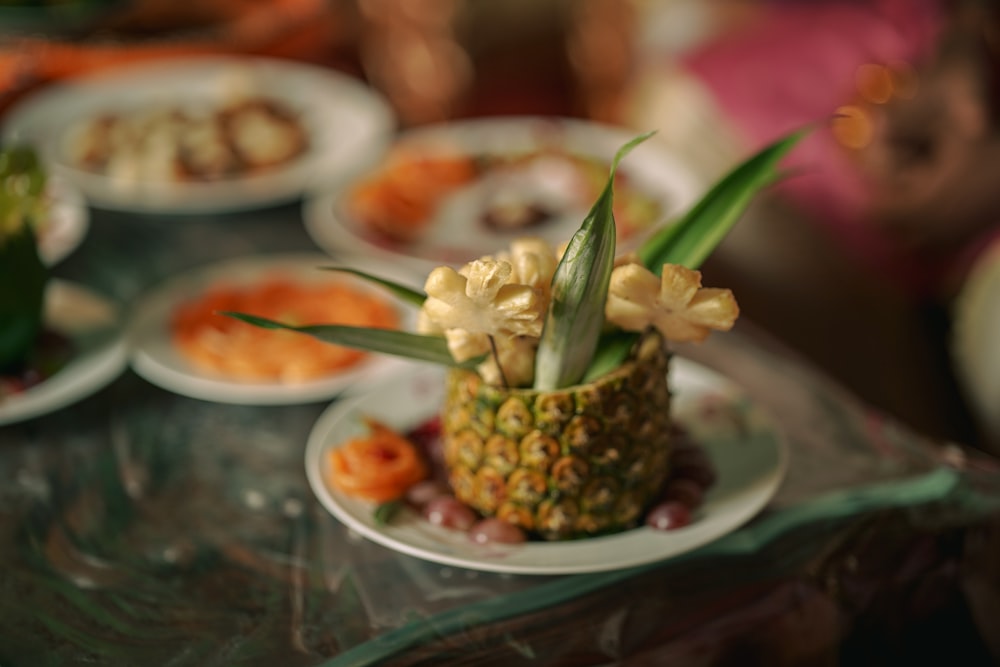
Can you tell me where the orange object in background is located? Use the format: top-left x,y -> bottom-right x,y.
0,0 -> 362,117
170,275 -> 398,383
347,148 -> 478,242
2,1 -> 639,129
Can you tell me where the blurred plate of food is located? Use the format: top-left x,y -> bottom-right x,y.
127,253 -> 422,405
303,116 -> 704,271
1,55 -> 396,214
0,280 -> 127,425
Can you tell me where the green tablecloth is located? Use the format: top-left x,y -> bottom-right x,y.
2,202 -> 999,666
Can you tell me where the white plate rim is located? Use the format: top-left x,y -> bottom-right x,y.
305,359 -> 789,575
0,280 -> 127,425
127,252 -> 423,405
951,241 -> 1000,440
1,55 -> 396,214
302,115 -> 706,271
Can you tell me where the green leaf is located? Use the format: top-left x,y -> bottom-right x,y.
638,128 -> 808,272
221,312 -> 484,369
374,499 -> 404,526
0,146 -> 49,370
0,145 -> 46,196
0,225 -> 47,369
581,330 -> 636,383
584,128 -> 808,381
533,131 -> 655,391
0,145 -> 47,239
318,266 -> 426,308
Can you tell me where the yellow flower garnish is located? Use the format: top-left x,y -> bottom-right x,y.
495,237 -> 560,294
606,262 -> 739,342
443,329 -> 537,387
420,259 -> 546,339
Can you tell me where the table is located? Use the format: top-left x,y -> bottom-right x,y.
2,198 -> 1000,666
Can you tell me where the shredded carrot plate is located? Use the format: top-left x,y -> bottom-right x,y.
170,274 -> 398,383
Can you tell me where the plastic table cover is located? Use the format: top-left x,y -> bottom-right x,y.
2,202 -> 999,667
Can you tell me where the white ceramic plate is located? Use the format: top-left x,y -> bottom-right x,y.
306,359 -> 789,575
0,280 -> 127,425
128,253 -> 422,405
952,241 -> 1000,444
303,116 -> 704,272
39,175 -> 89,266
1,55 -> 396,213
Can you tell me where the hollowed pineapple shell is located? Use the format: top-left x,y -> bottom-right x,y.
441,332 -> 672,540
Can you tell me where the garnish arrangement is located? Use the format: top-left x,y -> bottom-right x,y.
229,129 -> 804,542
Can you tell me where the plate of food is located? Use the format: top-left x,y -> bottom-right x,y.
303,116 -> 704,271
0,280 -> 127,425
305,361 -> 788,575
1,55 -> 396,214
127,253 -> 422,405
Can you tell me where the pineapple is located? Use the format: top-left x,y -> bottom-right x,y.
441,330 -> 672,540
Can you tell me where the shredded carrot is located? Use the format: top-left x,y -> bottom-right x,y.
326,417 -> 428,502
170,273 -> 398,382
347,148 -> 478,242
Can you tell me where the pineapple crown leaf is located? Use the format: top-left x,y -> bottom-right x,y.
221,312 -> 485,369
318,265 -> 426,307
637,127 -> 809,272
583,127 -> 809,382
532,131 -> 655,391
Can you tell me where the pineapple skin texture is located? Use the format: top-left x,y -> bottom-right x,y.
441,332 -> 673,541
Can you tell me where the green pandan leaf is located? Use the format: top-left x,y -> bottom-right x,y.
581,330 -> 635,384
222,312 -> 484,369
0,146 -> 49,370
583,129 -> 808,382
0,224 -> 47,369
638,128 -> 808,272
318,266 -> 426,308
374,499 -> 404,526
533,131 -> 655,391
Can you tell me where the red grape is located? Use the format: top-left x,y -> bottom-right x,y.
669,440 -> 718,489
468,518 -> 527,545
671,445 -> 711,470
423,496 -> 478,531
406,416 -> 441,449
645,501 -> 692,531
405,480 -> 450,507
662,478 -> 704,509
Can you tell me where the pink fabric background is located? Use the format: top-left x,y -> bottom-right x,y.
682,0 -> 947,293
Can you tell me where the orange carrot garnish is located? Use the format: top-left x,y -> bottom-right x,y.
170,274 -> 398,382
326,418 -> 427,502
